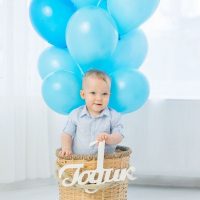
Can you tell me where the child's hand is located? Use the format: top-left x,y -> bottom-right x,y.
96,132 -> 110,144
59,148 -> 72,157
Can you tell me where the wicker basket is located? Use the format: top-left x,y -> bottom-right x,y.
56,146 -> 132,200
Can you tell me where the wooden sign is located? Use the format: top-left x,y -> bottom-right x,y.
58,141 -> 136,193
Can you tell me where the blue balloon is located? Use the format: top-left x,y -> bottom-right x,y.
99,0 -> 107,10
107,0 -> 160,35
110,29 -> 148,71
29,0 -> 75,47
85,29 -> 148,74
66,7 -> 118,67
71,0 -> 100,8
38,47 -> 81,79
109,70 -> 149,113
42,70 -> 84,115
79,30 -> 147,73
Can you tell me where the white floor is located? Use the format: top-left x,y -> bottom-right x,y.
1,180 -> 200,200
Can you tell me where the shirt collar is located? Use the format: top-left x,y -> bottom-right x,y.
80,105 -> 110,118
80,105 -> 89,118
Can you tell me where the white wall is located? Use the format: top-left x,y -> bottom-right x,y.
123,100 -> 200,178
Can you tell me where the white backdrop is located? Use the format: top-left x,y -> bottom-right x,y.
0,0 -> 200,184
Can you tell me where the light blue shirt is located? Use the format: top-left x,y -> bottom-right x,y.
63,105 -> 124,155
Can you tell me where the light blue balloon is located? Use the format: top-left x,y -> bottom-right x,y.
107,0 -> 160,35
85,29 -> 148,74
79,29 -> 147,73
29,0 -> 75,47
38,47 -> 81,79
109,70 -> 149,113
42,70 -> 84,115
77,57 -> 112,74
71,0 -> 100,8
110,29 -> 148,71
66,7 -> 118,67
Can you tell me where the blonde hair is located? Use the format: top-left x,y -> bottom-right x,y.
82,69 -> 111,89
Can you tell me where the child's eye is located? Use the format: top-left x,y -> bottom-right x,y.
102,93 -> 108,96
90,92 -> 96,95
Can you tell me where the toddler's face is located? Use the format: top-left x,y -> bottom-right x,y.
80,77 -> 110,116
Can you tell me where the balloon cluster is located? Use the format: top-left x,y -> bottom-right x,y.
29,0 -> 159,115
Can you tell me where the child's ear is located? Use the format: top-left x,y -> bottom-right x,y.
80,90 -> 85,99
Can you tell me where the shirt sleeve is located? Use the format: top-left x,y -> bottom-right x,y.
63,111 -> 77,138
111,110 -> 124,137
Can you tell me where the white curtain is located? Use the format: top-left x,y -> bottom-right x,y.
0,0 -> 54,183
0,0 -> 200,184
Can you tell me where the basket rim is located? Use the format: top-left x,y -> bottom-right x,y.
56,145 -> 132,160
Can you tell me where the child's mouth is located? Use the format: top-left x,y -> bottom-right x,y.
95,103 -> 102,106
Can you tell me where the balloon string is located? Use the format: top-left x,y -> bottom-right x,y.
68,49 -> 84,76
76,63 -> 84,76
97,0 -> 102,7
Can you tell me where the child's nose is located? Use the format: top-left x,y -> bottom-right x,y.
96,94 -> 102,100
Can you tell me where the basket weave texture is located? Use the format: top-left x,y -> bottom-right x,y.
56,146 -> 132,200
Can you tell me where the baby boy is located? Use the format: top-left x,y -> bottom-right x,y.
59,69 -> 124,156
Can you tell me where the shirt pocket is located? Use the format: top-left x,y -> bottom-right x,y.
96,118 -> 111,134
76,119 -> 91,138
